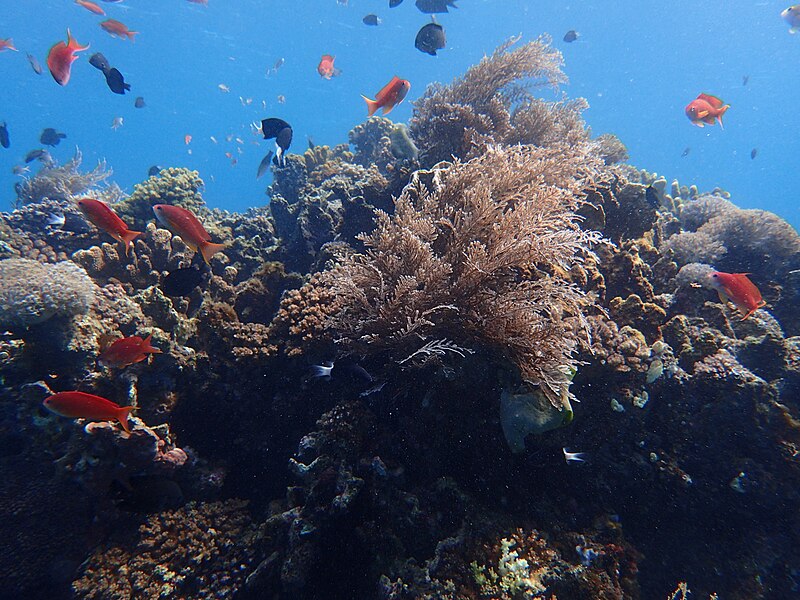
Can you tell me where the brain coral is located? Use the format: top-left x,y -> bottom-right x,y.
0,258 -> 95,327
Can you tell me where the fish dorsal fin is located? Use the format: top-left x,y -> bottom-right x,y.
698,93 -> 724,109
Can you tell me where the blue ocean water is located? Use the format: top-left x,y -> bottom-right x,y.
1,0 -> 798,230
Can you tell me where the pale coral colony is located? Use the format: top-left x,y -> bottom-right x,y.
2,37 -> 800,600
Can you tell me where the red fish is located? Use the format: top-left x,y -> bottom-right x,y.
44,391 -> 133,433
708,271 -> 766,320
99,334 -> 162,368
362,76 -> 411,117
100,19 -> 138,42
75,0 -> 105,15
685,93 -> 730,129
47,29 -> 89,86
152,204 -> 226,264
77,197 -> 142,255
0,38 -> 17,52
317,54 -> 341,79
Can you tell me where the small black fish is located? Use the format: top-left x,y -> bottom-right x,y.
681,146 -> 691,158
645,185 -> 660,208
148,165 -> 163,177
256,150 -> 273,179
89,52 -> 111,73
104,67 -> 131,94
750,148 -> 758,160
389,0 -> 403,6
261,118 -> 293,167
563,30 -> 579,43
162,265 -> 206,297
307,136 -> 315,149
24,149 -> 50,163
0,122 -> 9,149
273,57 -> 285,71
415,22 -> 446,55
134,96 -> 146,108
742,75 -> 749,87
363,14 -> 381,26
415,0 -> 456,14
26,53 -> 42,75
40,128 -> 66,147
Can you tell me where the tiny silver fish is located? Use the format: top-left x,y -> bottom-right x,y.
46,213 -> 66,229
563,448 -> 585,463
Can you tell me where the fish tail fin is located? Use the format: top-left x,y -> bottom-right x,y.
361,95 -> 379,117
717,105 -> 730,129
121,229 -> 142,255
117,406 -> 133,433
200,241 -> 227,264
143,334 -> 162,353
127,31 -> 139,42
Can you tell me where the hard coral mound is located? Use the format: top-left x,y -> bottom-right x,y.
305,143 -> 604,404
0,258 -> 95,328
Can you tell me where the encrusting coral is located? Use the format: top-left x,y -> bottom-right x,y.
0,258 -> 95,328
300,143 -> 606,405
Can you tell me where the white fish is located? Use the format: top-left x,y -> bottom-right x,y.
46,213 -> 66,228
111,117 -> 124,130
782,5 -> 800,33
563,448 -> 586,463
309,363 -> 334,378
218,83 -> 230,93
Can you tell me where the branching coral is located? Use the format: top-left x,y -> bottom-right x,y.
410,36 -> 574,166
72,500 -> 260,600
15,149 -> 114,207
304,144 -> 604,404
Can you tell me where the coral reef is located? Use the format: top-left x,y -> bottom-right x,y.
1,33 -> 799,600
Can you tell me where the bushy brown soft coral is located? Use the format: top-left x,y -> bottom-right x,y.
72,500 -> 260,600
304,144 -> 605,404
15,149 -> 114,207
410,36 -> 570,166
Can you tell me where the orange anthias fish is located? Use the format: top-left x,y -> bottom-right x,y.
708,271 -> 766,320
685,93 -> 730,129
0,38 -> 17,52
44,391 -> 133,433
75,0 -> 105,15
152,204 -> 226,264
317,54 -> 341,80
99,334 -> 162,368
77,197 -> 142,255
361,75 -> 411,117
47,29 -> 89,86
100,19 -> 138,42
